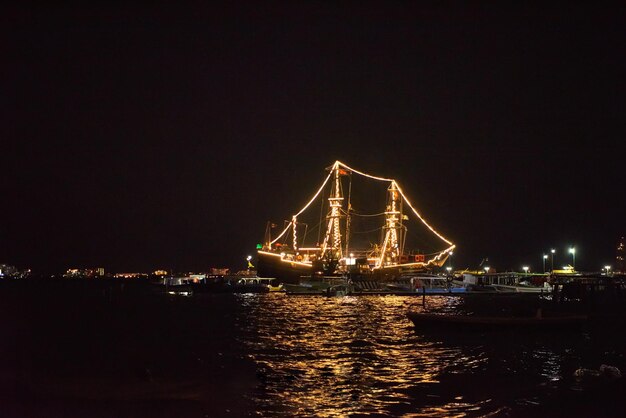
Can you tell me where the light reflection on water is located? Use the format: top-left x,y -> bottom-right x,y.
232,294 -> 591,417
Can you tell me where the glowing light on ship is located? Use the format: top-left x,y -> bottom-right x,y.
260,160 -> 456,274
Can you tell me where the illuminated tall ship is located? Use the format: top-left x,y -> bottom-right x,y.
257,161 -> 456,286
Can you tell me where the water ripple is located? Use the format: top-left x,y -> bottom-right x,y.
231,294 -> 611,417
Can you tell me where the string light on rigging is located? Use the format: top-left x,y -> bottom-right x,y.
259,160 -> 456,276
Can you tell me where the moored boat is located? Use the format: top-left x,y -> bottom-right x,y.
459,272 -> 551,293
399,273 -> 466,294
228,277 -> 284,293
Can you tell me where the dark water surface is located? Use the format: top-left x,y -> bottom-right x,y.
2,280 -> 626,417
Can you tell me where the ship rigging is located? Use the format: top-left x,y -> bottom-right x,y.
257,161 -> 455,283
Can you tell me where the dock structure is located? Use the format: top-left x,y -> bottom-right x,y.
283,272 -> 626,300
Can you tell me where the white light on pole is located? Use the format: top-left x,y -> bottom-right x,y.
543,254 -> 548,273
522,266 -> 529,275
550,249 -> 555,272
569,247 -> 576,270
484,266 -> 490,274
604,265 -> 611,276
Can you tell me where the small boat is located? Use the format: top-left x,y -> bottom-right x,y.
399,274 -> 466,294
407,309 -> 587,331
230,277 -> 283,293
155,275 -> 194,296
459,272 -> 552,293
267,283 -> 285,292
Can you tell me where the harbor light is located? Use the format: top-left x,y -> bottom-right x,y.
569,247 -> 576,269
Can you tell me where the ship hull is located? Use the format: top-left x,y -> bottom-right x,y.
257,251 -> 312,284
257,251 -> 426,286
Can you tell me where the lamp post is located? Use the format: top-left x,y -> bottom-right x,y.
448,251 -> 453,270
522,266 -> 529,275
543,254 -> 548,273
446,266 -> 452,277
484,266 -> 490,274
246,255 -> 253,272
569,247 -> 576,270
604,265 -> 611,276
550,249 -> 555,272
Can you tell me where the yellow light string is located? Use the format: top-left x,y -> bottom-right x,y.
337,161 -> 455,265
394,182 -> 454,246
294,165 -> 335,217
336,161 -> 394,182
292,215 -> 298,250
332,166 -> 342,257
376,245 -> 455,270
270,167 -> 334,245
376,231 -> 390,268
269,223 -> 292,247
267,160 -> 456,268
320,213 -> 334,256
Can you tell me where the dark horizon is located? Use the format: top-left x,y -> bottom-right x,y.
3,2 -> 625,275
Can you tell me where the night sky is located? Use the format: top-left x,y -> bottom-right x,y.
3,2 -> 625,274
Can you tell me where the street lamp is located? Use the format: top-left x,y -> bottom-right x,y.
448,251 -> 453,269
543,254 -> 548,273
522,266 -> 529,275
484,266 -> 490,274
550,249 -> 555,272
569,247 -> 576,270
446,266 -> 452,276
604,265 -> 611,276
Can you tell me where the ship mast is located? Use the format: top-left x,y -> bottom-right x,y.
376,181 -> 403,268
264,221 -> 275,250
344,172 -> 353,258
260,160 -> 456,276
320,162 -> 344,261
